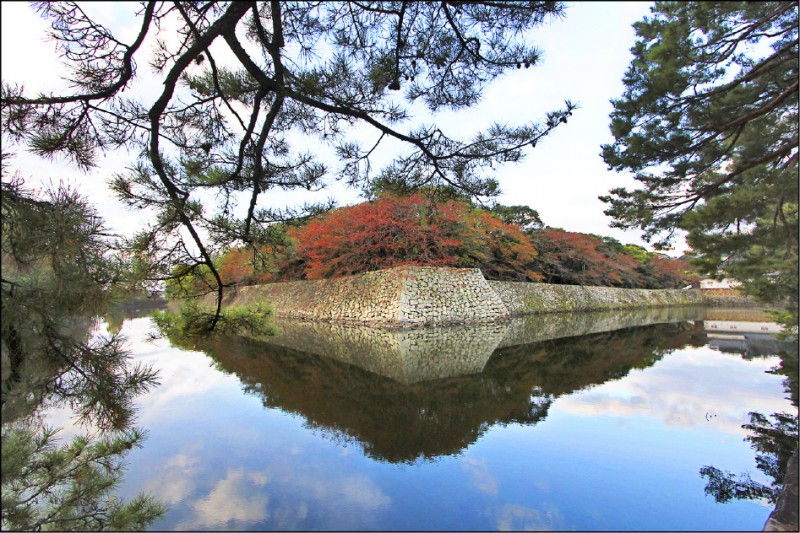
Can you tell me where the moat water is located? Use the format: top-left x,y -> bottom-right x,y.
42,306 -> 797,530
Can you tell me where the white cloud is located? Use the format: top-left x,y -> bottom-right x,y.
337,474 -> 392,511
145,458 -> 199,505
171,462 -> 391,530
109,319 -> 245,425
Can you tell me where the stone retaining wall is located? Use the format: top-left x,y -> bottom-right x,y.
210,266 -> 507,327
489,281 -> 705,315
206,266 -> 707,327
211,268 -> 405,324
701,288 -> 762,307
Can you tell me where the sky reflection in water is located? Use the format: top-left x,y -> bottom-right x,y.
47,310 -> 795,531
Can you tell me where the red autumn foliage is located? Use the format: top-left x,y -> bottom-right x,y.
531,229 -> 638,286
285,193 -> 541,281
217,247 -> 277,286
212,198 -> 691,289
640,253 -> 694,289
530,229 -> 690,288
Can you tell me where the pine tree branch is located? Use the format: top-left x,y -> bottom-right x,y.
3,2 -> 156,106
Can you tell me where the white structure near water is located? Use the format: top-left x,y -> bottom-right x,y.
704,321 -> 783,334
699,278 -> 742,289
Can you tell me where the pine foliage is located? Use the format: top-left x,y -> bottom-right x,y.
601,1 -> 798,324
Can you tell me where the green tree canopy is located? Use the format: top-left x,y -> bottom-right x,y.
2,1 -> 575,328
600,1 -> 798,322
2,422 -> 166,531
489,204 -> 544,232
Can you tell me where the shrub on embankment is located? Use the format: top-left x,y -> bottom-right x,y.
188,195 -> 692,293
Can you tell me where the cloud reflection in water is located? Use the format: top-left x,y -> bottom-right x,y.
556,347 -> 790,437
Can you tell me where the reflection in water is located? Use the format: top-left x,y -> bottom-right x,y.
106,307 -> 794,531
2,288 -> 165,531
241,319 -> 509,383
104,297 -> 167,335
202,335 -> 544,463
238,306 -> 710,384
706,332 -> 794,358
700,339 -> 798,515
498,305 -> 708,348
197,309 -> 709,463
701,412 -> 798,503
699,321 -> 796,489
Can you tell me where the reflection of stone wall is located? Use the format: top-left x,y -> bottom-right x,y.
255,319 -> 509,383
498,306 -> 705,348
702,308 -> 774,322
203,313 -> 706,463
208,266 -> 706,327
489,281 -> 705,315
248,307 -> 706,383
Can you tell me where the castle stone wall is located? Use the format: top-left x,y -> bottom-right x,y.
489,281 -> 705,315
206,266 -> 707,327
209,266 -> 508,327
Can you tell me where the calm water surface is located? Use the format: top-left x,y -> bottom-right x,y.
45,307 -> 797,530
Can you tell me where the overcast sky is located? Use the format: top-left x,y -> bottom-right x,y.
2,2 -> 687,253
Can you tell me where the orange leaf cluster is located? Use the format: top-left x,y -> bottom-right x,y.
531,229 -> 690,288
212,197 -> 690,289
287,193 -> 540,281
217,247 -> 275,286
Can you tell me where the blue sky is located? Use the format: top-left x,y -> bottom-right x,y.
1,2 -> 685,253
